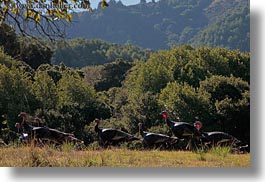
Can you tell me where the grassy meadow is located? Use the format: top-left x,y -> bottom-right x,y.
0,146 -> 250,167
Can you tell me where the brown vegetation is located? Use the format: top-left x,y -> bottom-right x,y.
0,146 -> 250,167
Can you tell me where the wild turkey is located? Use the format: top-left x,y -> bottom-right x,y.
201,131 -> 248,153
161,111 -> 202,150
17,112 -> 83,146
94,119 -> 139,147
138,123 -> 178,149
161,111 -> 202,139
16,112 -> 39,143
32,127 -> 82,145
15,122 -> 28,144
33,117 -> 44,127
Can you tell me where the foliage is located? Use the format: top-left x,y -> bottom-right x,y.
83,59 -> 132,91
19,38 -> 53,69
31,71 -> 58,111
36,64 -> 62,83
200,75 -> 250,142
0,0 -> 109,40
57,72 -> 96,110
0,44 -> 250,146
0,23 -> 20,57
0,64 -> 38,139
66,0 -> 249,51
51,38 -> 151,68
56,70 -> 110,137
158,82 -> 211,122
0,48 -> 16,67
106,45 -> 249,142
0,0 -> 250,149
0,50 -> 111,143
0,24 -> 53,69
192,3 -> 250,51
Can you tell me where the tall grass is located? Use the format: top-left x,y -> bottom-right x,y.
210,146 -> 231,158
196,146 -> 232,162
0,146 -> 250,167
196,148 -> 207,161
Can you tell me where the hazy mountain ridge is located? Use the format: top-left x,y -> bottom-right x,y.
66,0 -> 249,51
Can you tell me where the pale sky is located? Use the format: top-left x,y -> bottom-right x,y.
90,0 -> 157,8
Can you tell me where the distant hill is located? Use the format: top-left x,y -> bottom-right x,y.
51,38 -> 151,67
66,0 -> 249,51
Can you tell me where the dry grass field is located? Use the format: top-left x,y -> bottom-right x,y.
0,145 -> 250,167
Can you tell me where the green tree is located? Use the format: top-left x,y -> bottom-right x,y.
121,91 -> 161,133
134,50 -> 177,93
199,75 -> 249,142
52,38 -> 151,68
195,47 -> 250,82
0,64 -> 38,141
0,25 -> 54,70
31,71 -> 58,111
57,73 -> 95,109
36,64 -> 63,84
93,59 -> 132,91
19,38 -> 53,69
178,57 -> 207,88
0,47 -> 15,67
158,81 -> 211,123
57,72 -> 110,138
0,23 -> 20,57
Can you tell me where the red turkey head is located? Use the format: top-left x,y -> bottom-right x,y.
160,111 -> 168,119
194,121 -> 202,130
95,118 -> 100,124
15,122 -> 21,129
34,117 -> 40,122
18,112 -> 27,124
138,123 -> 143,128
34,117 -> 41,126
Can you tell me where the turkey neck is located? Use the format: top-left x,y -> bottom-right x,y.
165,117 -> 175,129
139,126 -> 145,137
94,123 -> 102,134
21,118 -> 33,132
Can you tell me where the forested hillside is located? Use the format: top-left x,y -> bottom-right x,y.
51,0 -> 249,68
51,38 -> 152,67
67,0 -> 249,51
0,38 -> 250,146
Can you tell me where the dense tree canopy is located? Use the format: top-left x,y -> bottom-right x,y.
104,45 -> 250,142
0,23 -> 20,57
51,38 -> 151,68
0,23 -> 53,69
0,49 -> 111,142
83,59 -> 133,91
0,64 -> 38,135
0,31 -> 250,146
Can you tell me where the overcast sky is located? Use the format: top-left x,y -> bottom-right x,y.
90,0 -> 157,8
